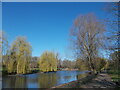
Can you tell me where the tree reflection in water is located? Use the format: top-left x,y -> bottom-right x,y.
3,71 -> 88,88
3,76 -> 27,88
38,72 -> 57,88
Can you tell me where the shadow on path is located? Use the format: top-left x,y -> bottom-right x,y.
80,73 -> 117,88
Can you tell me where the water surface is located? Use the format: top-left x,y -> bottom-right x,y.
3,70 -> 88,88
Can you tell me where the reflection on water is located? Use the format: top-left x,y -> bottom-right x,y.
3,76 -> 27,88
38,72 -> 57,88
3,70 -> 88,88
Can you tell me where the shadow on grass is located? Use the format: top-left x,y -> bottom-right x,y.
107,70 -> 120,87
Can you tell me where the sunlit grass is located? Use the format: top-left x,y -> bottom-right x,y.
108,70 -> 120,83
30,68 -> 39,71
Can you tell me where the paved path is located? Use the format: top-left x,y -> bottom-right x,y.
80,73 -> 116,88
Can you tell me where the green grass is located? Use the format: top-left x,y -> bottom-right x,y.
111,75 -> 120,82
30,68 -> 39,71
107,70 -> 120,83
0,68 -> 2,71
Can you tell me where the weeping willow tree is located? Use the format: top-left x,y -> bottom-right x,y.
7,44 -> 17,73
9,36 -> 32,74
39,51 -> 57,72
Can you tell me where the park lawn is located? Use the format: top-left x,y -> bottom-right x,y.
108,70 -> 120,83
0,68 -> 2,72
110,74 -> 120,82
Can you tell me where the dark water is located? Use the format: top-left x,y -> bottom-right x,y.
3,70 -> 88,88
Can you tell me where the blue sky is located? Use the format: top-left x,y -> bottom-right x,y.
2,2 -> 110,60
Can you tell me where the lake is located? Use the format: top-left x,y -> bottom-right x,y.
2,70 -> 88,88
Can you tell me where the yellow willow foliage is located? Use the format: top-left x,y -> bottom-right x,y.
11,36 -> 32,74
7,44 -> 17,73
38,73 -> 57,88
39,51 -> 57,72
7,59 -> 14,73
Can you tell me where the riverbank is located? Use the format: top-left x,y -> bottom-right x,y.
80,72 -> 118,88
50,73 -> 96,88
3,68 -> 79,76
107,70 -> 120,86
50,72 -> 119,89
62,68 -> 79,71
2,70 -> 40,76
3,70 -> 80,76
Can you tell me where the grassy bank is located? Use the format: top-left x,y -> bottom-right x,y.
2,67 -> 40,76
2,67 -> 79,76
107,70 -> 120,86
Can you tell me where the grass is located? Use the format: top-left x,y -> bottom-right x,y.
111,74 -> 120,82
2,67 -> 40,76
30,68 -> 39,71
107,70 -> 120,84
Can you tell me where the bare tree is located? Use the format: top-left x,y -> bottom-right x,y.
70,13 -> 106,73
104,2 -> 120,73
0,31 -> 9,67
104,2 -> 119,50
